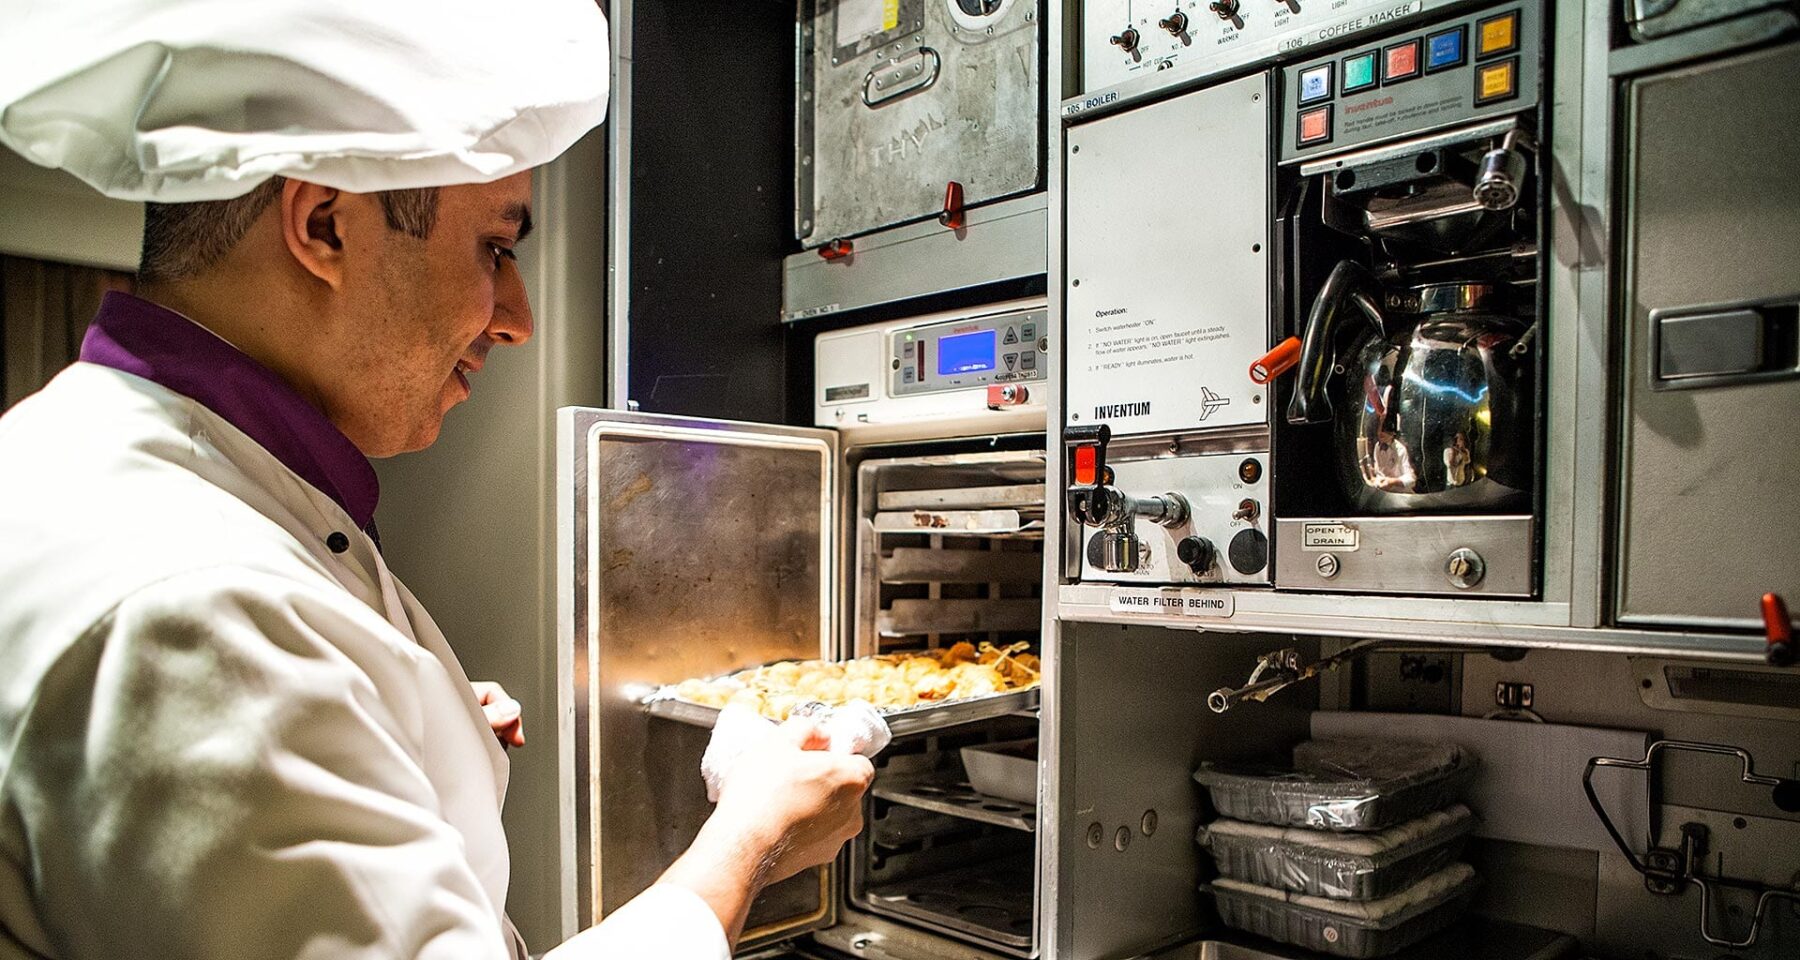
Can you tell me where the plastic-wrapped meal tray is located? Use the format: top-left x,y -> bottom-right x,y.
1197,804 -> 1477,901
1207,862 -> 1479,959
1193,739 -> 1476,832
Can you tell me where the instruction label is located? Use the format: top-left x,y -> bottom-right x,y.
1107,588 -> 1235,618
1302,522 -> 1360,551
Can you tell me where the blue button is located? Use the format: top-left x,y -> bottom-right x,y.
1299,63 -> 1333,105
1426,26 -> 1466,72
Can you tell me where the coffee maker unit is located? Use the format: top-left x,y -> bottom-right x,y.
1258,0 -> 1548,599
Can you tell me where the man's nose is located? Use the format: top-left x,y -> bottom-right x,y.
490,261 -> 534,346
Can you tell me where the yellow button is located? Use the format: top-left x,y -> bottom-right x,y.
1477,59 -> 1517,103
1478,12 -> 1517,57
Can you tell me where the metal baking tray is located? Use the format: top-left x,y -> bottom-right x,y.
645,686 -> 1040,738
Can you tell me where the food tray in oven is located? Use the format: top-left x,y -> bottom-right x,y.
646,686 -> 1040,738
1196,804 -> 1476,901
1206,862 -> 1478,958
1193,739 -> 1475,832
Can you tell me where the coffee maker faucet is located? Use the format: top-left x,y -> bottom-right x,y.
1473,127 -> 1537,211
1066,425 -> 1191,573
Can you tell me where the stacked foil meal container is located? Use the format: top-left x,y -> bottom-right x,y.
1192,739 -> 1480,958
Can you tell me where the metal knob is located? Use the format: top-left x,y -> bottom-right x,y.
1177,536 -> 1215,574
1474,130 -> 1532,211
1445,548 -> 1486,589
1100,529 -> 1142,573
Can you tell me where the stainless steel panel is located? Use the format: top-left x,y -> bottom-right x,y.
1617,42 -> 1800,628
1274,515 -> 1534,597
783,193 -> 1048,322
1275,1 -> 1546,164
799,0 -> 1041,245
1073,0 -> 1457,109
1073,445 -> 1273,587
571,411 -> 838,949
1056,624 -> 1317,959
1064,72 -> 1271,438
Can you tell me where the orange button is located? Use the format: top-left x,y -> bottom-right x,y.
1298,106 -> 1332,146
1475,57 -> 1518,104
1383,40 -> 1420,82
1478,11 -> 1519,58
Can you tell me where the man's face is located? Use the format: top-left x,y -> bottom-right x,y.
330,172 -> 535,457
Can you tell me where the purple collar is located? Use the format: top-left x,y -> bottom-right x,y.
80,291 -> 379,530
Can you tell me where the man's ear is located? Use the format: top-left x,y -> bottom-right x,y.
280,180 -> 346,288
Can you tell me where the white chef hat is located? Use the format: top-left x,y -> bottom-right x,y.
0,0 -> 609,202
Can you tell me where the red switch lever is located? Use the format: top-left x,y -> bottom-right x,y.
1763,593 -> 1794,667
819,238 -> 853,261
939,181 -> 966,230
1250,337 -> 1303,384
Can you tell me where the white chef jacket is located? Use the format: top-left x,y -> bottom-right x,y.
0,361 -> 729,959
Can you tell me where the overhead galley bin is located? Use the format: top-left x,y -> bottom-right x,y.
798,0 -> 1043,247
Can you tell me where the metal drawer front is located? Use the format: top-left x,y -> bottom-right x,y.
1616,42 -> 1800,628
798,0 -> 1042,245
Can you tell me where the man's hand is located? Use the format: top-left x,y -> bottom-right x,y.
660,716 -> 874,946
470,680 -> 525,749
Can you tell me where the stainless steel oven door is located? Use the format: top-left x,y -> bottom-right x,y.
565,409 -> 839,950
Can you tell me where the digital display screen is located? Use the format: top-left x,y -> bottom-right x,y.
936,330 -> 996,376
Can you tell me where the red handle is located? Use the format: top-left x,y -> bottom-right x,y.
819,238 -> 853,261
939,181 -> 966,230
1250,337 -> 1303,384
1763,593 -> 1794,666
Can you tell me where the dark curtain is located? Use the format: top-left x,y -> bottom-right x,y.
0,255 -> 133,411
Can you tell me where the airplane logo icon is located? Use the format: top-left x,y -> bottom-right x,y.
1197,386 -> 1231,421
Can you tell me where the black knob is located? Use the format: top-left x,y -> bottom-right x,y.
1158,11 -> 1188,33
1110,28 -> 1140,52
1177,536 -> 1216,574
1228,528 -> 1269,574
1209,0 -> 1240,19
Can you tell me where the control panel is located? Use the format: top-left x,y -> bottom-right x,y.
1077,451 -> 1273,585
1280,1 -> 1541,161
815,300 -> 1048,436
1075,0 -> 1456,114
891,310 -> 1048,396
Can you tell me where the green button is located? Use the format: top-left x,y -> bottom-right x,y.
1343,52 -> 1377,92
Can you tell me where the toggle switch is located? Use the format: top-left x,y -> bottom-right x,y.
1110,28 -> 1140,53
1158,11 -> 1188,34
1208,0 -> 1240,20
1233,498 -> 1261,522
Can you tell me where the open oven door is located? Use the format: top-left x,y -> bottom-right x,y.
561,409 -> 840,950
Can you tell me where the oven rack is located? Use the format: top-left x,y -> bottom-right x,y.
861,853 -> 1036,952
873,771 -> 1037,833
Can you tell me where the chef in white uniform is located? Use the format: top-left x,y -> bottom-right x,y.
0,2 -> 872,958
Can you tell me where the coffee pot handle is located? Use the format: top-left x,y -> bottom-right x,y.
1286,260 -> 1386,426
